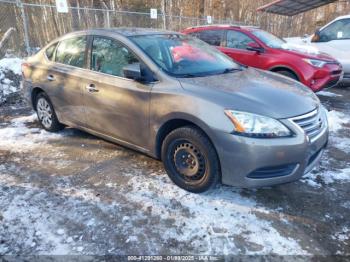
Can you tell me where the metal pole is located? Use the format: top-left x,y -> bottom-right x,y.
106,10 -> 110,28
17,0 -> 30,55
287,16 -> 292,37
162,0 -> 166,30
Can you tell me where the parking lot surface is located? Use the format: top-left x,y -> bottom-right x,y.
0,72 -> 349,255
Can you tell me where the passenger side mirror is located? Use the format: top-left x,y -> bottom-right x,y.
311,29 -> 321,43
246,42 -> 264,53
123,63 -> 142,81
123,63 -> 157,83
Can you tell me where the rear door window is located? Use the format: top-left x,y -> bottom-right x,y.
55,36 -> 87,68
226,30 -> 256,50
188,32 -> 200,38
197,30 -> 224,46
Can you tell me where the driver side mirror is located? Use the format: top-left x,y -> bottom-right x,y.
311,29 -> 321,43
246,42 -> 264,53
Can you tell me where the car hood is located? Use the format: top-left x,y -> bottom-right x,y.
280,42 -> 335,61
178,68 -> 320,119
286,36 -> 350,53
285,37 -> 350,71
285,47 -> 335,61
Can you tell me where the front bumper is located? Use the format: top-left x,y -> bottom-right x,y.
339,73 -> 350,86
213,107 -> 329,188
308,63 -> 343,92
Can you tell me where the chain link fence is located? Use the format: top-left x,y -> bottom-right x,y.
0,1 -> 26,56
1,0 -> 350,57
0,0 -> 252,57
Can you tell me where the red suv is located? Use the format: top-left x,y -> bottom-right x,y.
182,25 -> 343,92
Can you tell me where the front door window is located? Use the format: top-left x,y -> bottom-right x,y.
91,37 -> 139,77
226,30 -> 256,50
320,19 -> 350,42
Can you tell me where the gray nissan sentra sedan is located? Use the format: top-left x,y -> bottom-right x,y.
22,28 -> 329,193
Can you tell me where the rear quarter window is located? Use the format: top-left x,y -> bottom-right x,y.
45,43 -> 58,61
197,30 -> 224,46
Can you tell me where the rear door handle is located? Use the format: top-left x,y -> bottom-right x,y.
47,75 -> 55,81
86,84 -> 99,93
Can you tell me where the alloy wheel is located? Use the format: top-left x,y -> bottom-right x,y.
37,97 -> 53,129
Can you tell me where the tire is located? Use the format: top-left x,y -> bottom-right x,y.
275,70 -> 298,81
161,126 -> 220,193
35,92 -> 64,132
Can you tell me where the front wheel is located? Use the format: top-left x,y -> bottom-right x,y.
161,126 -> 220,193
35,92 -> 64,132
275,70 -> 298,81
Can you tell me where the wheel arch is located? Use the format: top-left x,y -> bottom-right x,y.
154,115 -> 218,162
269,65 -> 301,81
31,87 -> 45,110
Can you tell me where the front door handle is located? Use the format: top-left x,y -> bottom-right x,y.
47,75 -> 55,81
86,84 -> 99,93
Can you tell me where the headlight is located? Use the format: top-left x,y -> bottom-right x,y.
224,110 -> 292,138
303,58 -> 327,68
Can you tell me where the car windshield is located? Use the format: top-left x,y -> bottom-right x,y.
129,34 -> 241,77
252,30 -> 287,49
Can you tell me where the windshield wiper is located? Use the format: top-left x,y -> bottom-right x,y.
177,68 -> 240,78
178,73 -> 204,78
221,68 -> 240,74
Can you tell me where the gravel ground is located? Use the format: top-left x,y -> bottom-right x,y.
0,64 -> 349,257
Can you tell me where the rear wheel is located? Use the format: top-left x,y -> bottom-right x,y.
35,92 -> 64,132
161,126 -> 220,193
275,70 -> 298,81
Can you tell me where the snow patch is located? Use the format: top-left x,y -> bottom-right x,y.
126,236 -> 138,243
124,173 -> 308,255
302,167 -> 350,187
332,227 -> 349,242
0,114 -> 68,152
0,57 -> 22,103
66,237 -> 73,243
342,201 -> 350,209
0,189 -> 71,255
0,57 -> 22,75
56,229 -> 65,235
317,91 -> 342,97
331,136 -> 350,154
327,110 -> 350,132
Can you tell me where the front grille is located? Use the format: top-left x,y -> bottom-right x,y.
291,109 -> 323,139
332,70 -> 342,76
324,78 -> 340,89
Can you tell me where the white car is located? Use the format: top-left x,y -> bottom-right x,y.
286,15 -> 350,85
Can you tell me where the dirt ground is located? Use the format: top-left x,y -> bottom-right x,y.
0,86 -> 349,257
